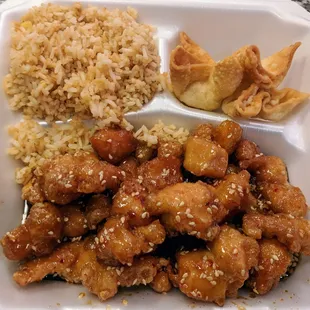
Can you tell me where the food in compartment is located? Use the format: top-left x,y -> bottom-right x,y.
169,32 -> 309,121
2,120 -> 310,306
3,3 -> 162,125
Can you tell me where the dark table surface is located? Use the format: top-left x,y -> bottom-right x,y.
294,0 -> 310,11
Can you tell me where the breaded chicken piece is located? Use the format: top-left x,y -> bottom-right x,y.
119,157 -> 139,180
22,177 -> 45,204
158,140 -> 183,159
215,170 -> 251,212
184,124 -> 228,178
235,139 -> 260,162
96,217 -> 166,265
90,128 -> 137,164
240,155 -> 287,184
119,257 -> 170,288
243,213 -> 310,255
209,225 -> 259,297
248,239 -> 291,295
61,205 -> 88,238
169,250 -> 229,306
226,164 -> 241,175
38,152 -> 122,205
212,120 -> 243,155
135,142 -> 155,164
149,271 -> 172,293
145,182 -> 227,241
137,156 -> 183,192
1,203 -> 63,260
169,226 -> 259,306
13,239 -> 118,301
85,194 -> 111,230
111,179 -> 150,226
259,183 -> 307,217
14,240 -> 169,300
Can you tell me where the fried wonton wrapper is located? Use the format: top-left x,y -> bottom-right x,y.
234,42 -> 301,89
222,84 -> 270,118
170,32 -> 243,111
170,32 -> 301,112
259,88 -> 310,121
222,84 -> 309,120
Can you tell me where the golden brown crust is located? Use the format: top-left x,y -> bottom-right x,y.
90,128 -> 137,164
247,239 -> 291,295
1,202 -> 63,260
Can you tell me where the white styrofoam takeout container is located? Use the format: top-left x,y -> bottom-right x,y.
1,0 -> 310,309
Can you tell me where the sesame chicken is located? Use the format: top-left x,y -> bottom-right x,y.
38,152 -> 122,205
1,203 -> 63,260
90,128 -> 137,164
243,213 -> 310,255
13,239 -> 170,301
145,182 -> 227,241
85,194 -> 111,230
96,217 -> 166,265
247,239 -> 291,295
212,120 -> 243,155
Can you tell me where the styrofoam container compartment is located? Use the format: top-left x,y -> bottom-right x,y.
0,0 -> 310,309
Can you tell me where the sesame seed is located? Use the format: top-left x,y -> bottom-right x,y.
270,258 -> 274,264
253,288 -> 259,294
288,214 -> 295,219
132,279 -> 138,285
241,269 -> 246,276
258,265 -> 264,270
66,268 -> 71,272
207,276 -> 213,281
57,217 -> 61,222
207,231 -> 212,238
121,171 -> 126,177
186,214 -> 194,219
141,212 -> 149,219
112,175 -> 117,179
64,217 -> 69,222
142,279 -> 147,285
48,231 -> 54,235
207,208 -> 212,214
95,237 -> 99,244
287,233 -> 293,238
175,215 -> 181,222
65,183 -> 72,188
233,248 -> 238,254
83,225 -> 87,228
107,139 -> 112,143
211,281 -> 217,286
231,183 -> 236,189
189,222 -> 195,226
179,201 -> 185,207
120,217 -> 125,224
108,154 -> 113,160
149,242 -> 154,247
214,198 -> 219,203
156,202 -> 162,206
272,255 -> 279,261
88,170 -> 93,175
227,134 -> 232,139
